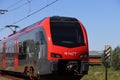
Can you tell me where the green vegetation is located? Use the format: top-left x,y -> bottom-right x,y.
111,46 -> 120,70
81,46 -> 120,80
81,66 -> 120,80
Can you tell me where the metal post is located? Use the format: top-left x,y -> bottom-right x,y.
104,45 -> 111,80
0,9 -> 8,14
105,62 -> 108,80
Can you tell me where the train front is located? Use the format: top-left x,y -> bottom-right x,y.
41,16 -> 89,78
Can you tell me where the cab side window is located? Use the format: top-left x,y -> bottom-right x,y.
36,31 -> 45,45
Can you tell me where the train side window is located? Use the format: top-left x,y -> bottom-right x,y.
0,49 -> 2,60
0,49 -> 1,54
6,47 -> 10,57
36,31 -> 45,45
12,46 -> 14,53
19,42 -> 22,53
23,41 -> 27,53
18,41 -> 28,59
10,47 -> 12,53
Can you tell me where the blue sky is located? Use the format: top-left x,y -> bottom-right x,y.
0,0 -> 120,51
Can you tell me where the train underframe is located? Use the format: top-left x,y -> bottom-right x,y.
1,58 -> 89,80
38,60 -> 89,80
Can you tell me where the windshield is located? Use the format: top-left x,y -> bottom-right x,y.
50,21 -> 84,48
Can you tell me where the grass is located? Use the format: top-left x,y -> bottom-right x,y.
81,66 -> 120,80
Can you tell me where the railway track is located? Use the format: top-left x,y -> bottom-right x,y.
0,74 -> 24,80
0,71 -> 81,80
0,70 -> 34,80
0,69 -> 82,80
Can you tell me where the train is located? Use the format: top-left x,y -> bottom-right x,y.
0,16 -> 89,80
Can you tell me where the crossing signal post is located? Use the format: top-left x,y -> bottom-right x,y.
104,45 -> 111,62
104,45 -> 112,80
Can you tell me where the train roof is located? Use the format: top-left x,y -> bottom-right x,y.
19,16 -> 78,33
14,16 -> 78,34
19,18 -> 47,33
0,16 -> 79,42
0,17 -> 47,42
50,16 -> 78,22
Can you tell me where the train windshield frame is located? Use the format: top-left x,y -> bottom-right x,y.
50,21 -> 85,48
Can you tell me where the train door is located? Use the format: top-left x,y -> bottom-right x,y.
2,42 -> 6,68
36,30 -> 50,74
14,39 -> 19,68
26,39 -> 38,64
36,31 -> 46,59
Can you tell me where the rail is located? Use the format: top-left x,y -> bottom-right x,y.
0,70 -> 33,79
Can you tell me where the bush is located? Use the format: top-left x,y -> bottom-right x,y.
101,46 -> 120,70
110,46 -> 120,70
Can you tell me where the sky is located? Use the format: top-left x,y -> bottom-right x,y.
0,0 -> 120,51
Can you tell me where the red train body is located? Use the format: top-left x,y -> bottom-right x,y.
0,16 -> 89,79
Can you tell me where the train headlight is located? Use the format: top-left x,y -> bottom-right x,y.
79,54 -> 88,58
51,53 -> 62,58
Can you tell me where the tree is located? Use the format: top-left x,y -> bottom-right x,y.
110,46 -> 120,70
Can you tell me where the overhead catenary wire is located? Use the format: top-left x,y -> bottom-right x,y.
0,0 -> 23,16
8,0 -> 32,12
0,0 -> 32,32
13,0 -> 59,24
9,0 -> 32,12
0,0 -> 58,33
0,27 -> 7,32
6,0 -> 24,10
26,0 -> 32,15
